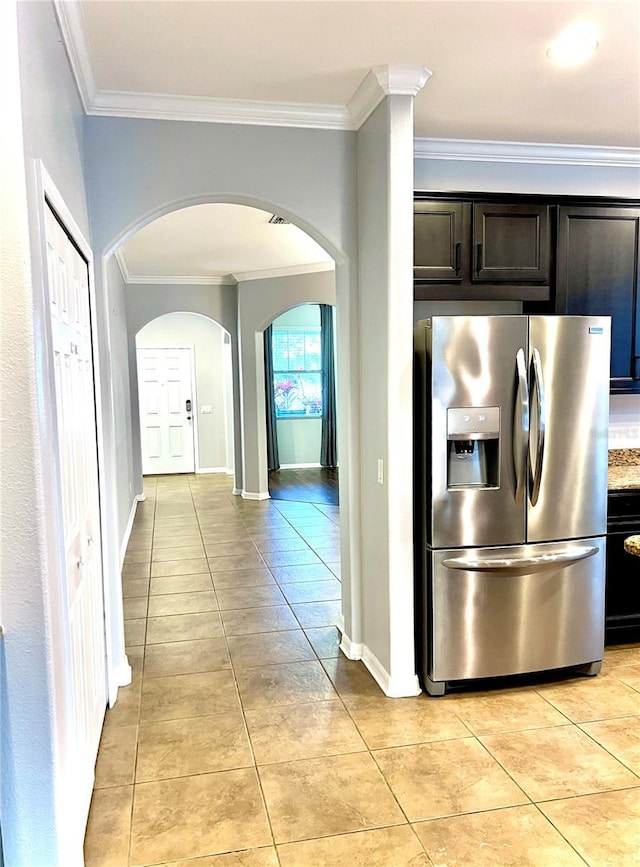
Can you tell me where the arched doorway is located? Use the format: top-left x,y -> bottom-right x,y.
265,303 -> 338,506
135,312 -> 235,478
98,196 -> 359,700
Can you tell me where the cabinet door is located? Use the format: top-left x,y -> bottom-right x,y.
414,201 -> 467,282
473,203 -> 550,282
606,529 -> 640,643
556,207 -> 640,393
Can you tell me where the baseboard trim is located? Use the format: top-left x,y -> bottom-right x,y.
232,487 -> 241,496
241,490 -> 270,500
339,633 -> 422,697
109,660 -> 133,707
196,466 -> 229,474
280,462 -> 322,469
119,497 -> 139,571
339,631 -> 363,660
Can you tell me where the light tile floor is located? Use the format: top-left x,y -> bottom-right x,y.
85,474 -> 640,866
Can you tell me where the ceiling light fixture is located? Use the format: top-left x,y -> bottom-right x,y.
546,22 -> 599,67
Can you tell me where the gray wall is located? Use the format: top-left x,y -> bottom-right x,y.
357,102 -> 392,671
84,114 -> 356,505
137,312 -> 232,471
414,156 -> 640,198
106,256 -> 137,549
2,1 -> 92,862
356,95 -> 419,695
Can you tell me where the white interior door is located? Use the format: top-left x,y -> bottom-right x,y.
45,204 -> 107,811
137,347 -> 196,474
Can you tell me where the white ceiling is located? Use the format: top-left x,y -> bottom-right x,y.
71,0 -> 640,146
118,204 -> 334,282
65,0 -> 639,281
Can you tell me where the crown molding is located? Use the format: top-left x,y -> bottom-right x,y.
115,251 -> 333,286
124,274 -> 238,286
88,89 -> 352,130
114,249 -> 130,283
348,64 -> 432,129
373,64 -> 433,97
414,137 -> 640,168
233,262 -> 335,283
53,0 -> 96,110
52,13 -> 431,132
116,250 -> 237,285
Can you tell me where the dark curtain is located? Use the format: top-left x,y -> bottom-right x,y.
263,325 -> 280,471
320,304 -> 338,467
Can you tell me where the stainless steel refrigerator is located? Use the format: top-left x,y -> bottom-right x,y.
414,315 -> 610,696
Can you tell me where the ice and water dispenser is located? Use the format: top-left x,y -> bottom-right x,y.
447,406 -> 500,489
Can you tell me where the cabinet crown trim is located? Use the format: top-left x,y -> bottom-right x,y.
414,138 -> 640,168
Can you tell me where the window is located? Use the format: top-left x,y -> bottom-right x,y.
272,327 -> 322,418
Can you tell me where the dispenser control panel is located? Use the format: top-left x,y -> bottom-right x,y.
447,406 -> 500,440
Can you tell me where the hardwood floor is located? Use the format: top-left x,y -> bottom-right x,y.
269,467 -> 339,505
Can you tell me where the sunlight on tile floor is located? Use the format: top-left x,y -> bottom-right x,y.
85,474 -> 640,866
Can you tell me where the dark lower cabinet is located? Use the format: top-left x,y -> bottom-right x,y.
606,490 -> 640,644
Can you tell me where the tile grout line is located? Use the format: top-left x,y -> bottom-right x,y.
127,475 -> 157,867
190,476 -> 281,858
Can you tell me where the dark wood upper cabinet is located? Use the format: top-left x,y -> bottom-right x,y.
472,203 -> 550,283
556,206 -> 640,393
414,201 -> 468,283
414,198 -> 550,301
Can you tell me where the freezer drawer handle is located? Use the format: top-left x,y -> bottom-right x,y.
442,546 -> 598,574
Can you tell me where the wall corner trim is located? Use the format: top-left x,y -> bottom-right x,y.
339,632 -> 363,660
109,660 -> 133,708
413,137 -> 640,168
53,0 -> 96,111
119,497 -> 139,570
241,490 -> 270,500
348,64 -> 432,130
339,635 -> 422,698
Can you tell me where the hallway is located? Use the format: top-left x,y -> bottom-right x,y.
84,475 -> 640,866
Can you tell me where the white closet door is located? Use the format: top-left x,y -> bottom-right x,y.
137,347 -> 195,474
45,204 -> 106,810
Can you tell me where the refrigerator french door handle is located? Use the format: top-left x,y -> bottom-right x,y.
442,545 -> 598,574
513,348 -> 530,505
529,347 -> 546,506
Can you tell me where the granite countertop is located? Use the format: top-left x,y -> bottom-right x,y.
608,448 -> 640,491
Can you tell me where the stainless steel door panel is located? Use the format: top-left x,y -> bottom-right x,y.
527,317 -> 610,543
428,538 -> 605,683
430,316 -> 528,548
